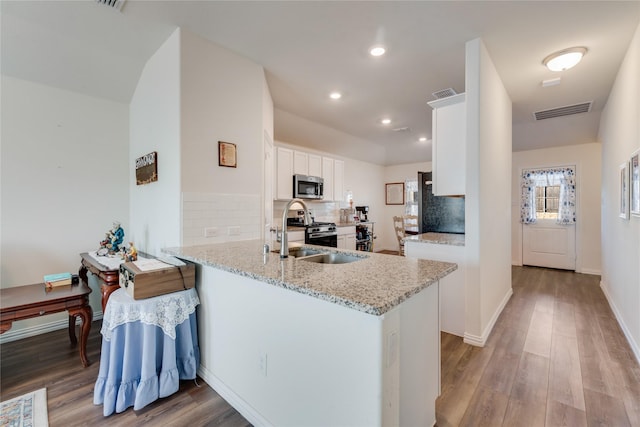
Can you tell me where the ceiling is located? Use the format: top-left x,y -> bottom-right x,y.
2,1 -> 639,166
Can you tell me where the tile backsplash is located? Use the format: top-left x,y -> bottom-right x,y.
182,192 -> 261,247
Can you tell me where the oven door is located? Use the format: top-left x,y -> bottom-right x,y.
306,232 -> 337,247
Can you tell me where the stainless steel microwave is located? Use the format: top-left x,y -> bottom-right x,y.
293,174 -> 324,199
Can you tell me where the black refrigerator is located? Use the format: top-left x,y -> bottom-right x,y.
417,171 -> 465,234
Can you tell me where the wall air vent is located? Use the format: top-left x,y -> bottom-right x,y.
533,101 -> 592,120
432,88 -> 457,99
96,0 -> 126,11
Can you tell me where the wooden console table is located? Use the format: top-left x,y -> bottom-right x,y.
79,252 -> 120,312
0,283 -> 93,367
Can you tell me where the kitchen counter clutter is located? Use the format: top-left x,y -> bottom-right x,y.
163,240 -> 455,316
404,231 -> 465,246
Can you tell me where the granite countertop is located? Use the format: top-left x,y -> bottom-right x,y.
163,240 -> 456,316
404,232 -> 465,247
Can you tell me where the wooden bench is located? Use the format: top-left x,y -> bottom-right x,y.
0,282 -> 93,367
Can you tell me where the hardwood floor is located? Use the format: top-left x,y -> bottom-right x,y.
436,266 -> 640,427
1,266 -> 638,426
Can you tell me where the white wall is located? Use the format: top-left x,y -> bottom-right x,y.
129,28 -> 182,257
599,21 -> 640,362
180,30 -> 267,196
275,109 -> 388,166
464,38 -> 513,345
0,76 -> 129,338
382,161 -> 432,252
511,143 -> 602,274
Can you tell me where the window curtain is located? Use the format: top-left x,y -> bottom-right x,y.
520,167 -> 576,224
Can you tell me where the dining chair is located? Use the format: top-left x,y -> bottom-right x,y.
403,215 -> 419,235
393,216 -> 406,256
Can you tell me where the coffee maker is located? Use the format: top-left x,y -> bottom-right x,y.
355,206 -> 369,222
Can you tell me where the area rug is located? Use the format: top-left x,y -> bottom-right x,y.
0,388 -> 48,427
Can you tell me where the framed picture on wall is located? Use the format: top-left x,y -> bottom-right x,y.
631,149 -> 640,216
386,182 -> 405,205
218,141 -> 237,168
619,162 -> 629,219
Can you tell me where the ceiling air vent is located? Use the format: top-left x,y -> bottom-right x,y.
432,88 -> 457,99
392,127 -> 411,132
96,0 -> 126,11
533,101 -> 592,120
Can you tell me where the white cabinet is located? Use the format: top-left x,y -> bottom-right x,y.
405,240 -> 465,337
334,159 -> 344,202
308,154 -> 322,177
293,151 -> 322,177
322,157 -> 334,201
276,147 -> 293,200
427,93 -> 466,196
275,145 -> 344,202
337,226 -> 356,250
294,151 -> 308,175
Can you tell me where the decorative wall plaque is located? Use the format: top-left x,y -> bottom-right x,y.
219,141 -> 237,168
135,151 -> 158,185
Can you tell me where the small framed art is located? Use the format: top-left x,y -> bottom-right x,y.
631,149 -> 640,216
219,141 -> 237,168
386,182 -> 405,205
619,162 -> 629,219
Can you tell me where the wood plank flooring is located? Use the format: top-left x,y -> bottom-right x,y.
1,266 -> 638,426
437,266 -> 640,427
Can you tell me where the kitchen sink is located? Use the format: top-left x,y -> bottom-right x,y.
274,247 -> 322,258
298,252 -> 365,264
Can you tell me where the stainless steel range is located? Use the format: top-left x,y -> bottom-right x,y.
287,218 -> 338,247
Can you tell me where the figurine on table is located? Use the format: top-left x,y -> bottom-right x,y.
124,242 -> 138,262
99,221 -> 125,254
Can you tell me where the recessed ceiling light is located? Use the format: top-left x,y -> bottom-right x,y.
329,92 -> 342,100
370,46 -> 386,57
381,118 -> 391,125
543,47 -> 587,72
419,137 -> 427,142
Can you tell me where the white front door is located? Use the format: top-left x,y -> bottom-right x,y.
523,220 -> 576,270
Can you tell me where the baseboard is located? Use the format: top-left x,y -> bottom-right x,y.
599,280 -> 640,366
463,288 -> 513,347
578,268 -> 601,276
0,310 -> 103,344
197,365 -> 272,427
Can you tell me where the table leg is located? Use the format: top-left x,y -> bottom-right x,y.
68,315 -> 77,345
101,283 -> 120,312
69,304 -> 93,367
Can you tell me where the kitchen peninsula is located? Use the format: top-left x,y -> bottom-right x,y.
163,241 -> 456,427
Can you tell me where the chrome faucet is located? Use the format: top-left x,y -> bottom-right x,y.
281,198 -> 312,258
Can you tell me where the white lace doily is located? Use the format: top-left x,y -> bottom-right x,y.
101,288 -> 200,341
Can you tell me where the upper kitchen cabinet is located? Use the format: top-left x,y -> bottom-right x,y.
275,145 -> 344,202
322,157 -> 334,201
294,151 -> 322,177
334,159 -> 344,202
427,93 -> 466,196
276,147 -> 294,200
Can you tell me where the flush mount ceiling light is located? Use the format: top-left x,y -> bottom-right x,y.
329,92 -> 342,100
381,118 -> 391,125
543,47 -> 587,71
369,45 -> 386,57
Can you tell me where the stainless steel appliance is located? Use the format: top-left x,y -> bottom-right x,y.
355,206 -> 369,221
305,222 -> 337,247
293,174 -> 324,200
288,218 -> 337,247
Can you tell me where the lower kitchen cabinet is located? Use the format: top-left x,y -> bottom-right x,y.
337,226 -> 356,250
